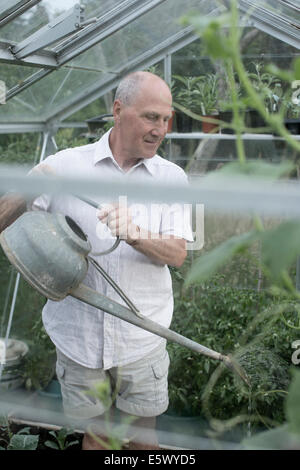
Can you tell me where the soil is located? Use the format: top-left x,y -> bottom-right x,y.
0,422 -> 83,450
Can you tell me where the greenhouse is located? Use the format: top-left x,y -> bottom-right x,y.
0,0 -> 300,452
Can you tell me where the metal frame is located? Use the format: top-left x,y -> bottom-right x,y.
11,4 -> 86,59
3,0 -> 168,101
0,0 -> 298,130
0,0 -> 41,27
0,40 -> 58,68
45,26 -> 199,125
239,0 -> 300,49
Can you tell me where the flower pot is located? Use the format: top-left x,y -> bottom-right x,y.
0,338 -> 29,390
284,118 -> 300,135
167,110 -> 175,132
245,109 -> 267,130
202,114 -> 219,133
219,111 -> 234,134
176,111 -> 193,133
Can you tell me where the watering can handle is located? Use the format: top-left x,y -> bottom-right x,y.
75,194 -> 121,256
88,256 -> 143,318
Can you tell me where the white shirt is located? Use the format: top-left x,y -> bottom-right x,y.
31,130 -> 194,369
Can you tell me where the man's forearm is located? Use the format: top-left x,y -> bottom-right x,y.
127,226 -> 187,267
0,193 -> 28,234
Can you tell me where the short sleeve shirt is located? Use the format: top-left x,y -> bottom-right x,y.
31,130 -> 194,369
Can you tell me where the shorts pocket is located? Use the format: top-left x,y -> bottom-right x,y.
152,353 -> 170,379
151,350 -> 170,404
151,351 -> 170,379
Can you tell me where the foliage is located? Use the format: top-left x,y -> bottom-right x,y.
54,128 -> 89,151
0,425 -> 39,450
172,73 -> 220,116
241,369 -> 300,449
168,273 -> 298,425
193,74 -> 220,115
172,0 -> 300,446
85,380 -> 135,450
285,369 -> 300,437
20,315 -> 56,391
246,62 -> 283,113
44,428 -> 79,450
182,3 -> 300,152
0,133 -> 40,166
172,75 -> 204,113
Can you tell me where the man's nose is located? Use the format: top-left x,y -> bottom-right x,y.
152,119 -> 168,136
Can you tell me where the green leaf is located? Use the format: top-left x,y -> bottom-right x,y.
184,230 -> 260,286
17,426 -> 31,435
8,434 -> 39,450
65,440 -> 79,448
285,368 -> 300,435
44,440 -> 59,450
261,221 -> 300,281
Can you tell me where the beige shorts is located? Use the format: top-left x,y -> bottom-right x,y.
55,343 -> 170,421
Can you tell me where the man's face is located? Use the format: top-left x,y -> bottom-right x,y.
115,80 -> 173,160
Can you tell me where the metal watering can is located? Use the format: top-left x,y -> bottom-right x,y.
0,210 -> 249,385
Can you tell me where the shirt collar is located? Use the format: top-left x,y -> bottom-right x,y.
93,129 -> 156,177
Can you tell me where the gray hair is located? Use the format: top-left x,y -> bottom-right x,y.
114,72 -> 145,106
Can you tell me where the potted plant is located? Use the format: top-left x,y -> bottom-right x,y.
218,74 -> 243,134
279,87 -> 300,135
172,75 -> 203,132
244,62 -> 282,130
193,74 -> 220,133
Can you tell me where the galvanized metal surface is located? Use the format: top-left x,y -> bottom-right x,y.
0,211 -> 91,301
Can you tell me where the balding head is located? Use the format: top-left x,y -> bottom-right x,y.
115,71 -> 172,107
110,70 -> 173,167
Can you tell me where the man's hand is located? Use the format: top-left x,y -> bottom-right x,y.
0,163 -> 57,234
97,203 -> 140,244
97,202 -> 186,267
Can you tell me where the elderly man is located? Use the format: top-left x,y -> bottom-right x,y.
0,71 -> 193,450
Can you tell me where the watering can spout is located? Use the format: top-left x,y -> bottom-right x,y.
220,354 -> 250,387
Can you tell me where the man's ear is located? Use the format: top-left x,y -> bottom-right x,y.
113,99 -> 122,122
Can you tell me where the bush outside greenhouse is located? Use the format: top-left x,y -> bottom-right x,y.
0,0 -> 300,454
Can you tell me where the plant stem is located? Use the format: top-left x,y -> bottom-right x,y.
228,1 -> 300,154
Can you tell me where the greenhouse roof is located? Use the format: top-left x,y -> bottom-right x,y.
0,0 -> 299,129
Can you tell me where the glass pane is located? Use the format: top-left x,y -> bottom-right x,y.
0,0 -> 223,123
0,67 -> 110,122
0,0 -> 125,42
259,0 -> 300,27
0,62 -> 41,90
